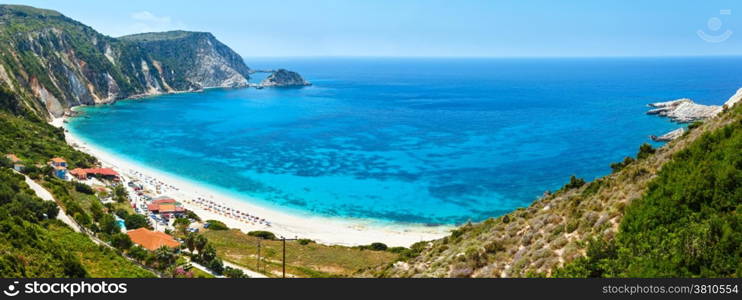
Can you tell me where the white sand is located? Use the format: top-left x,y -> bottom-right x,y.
52,117 -> 451,247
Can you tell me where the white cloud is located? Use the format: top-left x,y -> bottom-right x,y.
131,11 -> 172,24
127,11 -> 185,34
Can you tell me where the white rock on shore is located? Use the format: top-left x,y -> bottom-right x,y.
646,87 -> 742,142
650,127 -> 686,142
723,87 -> 742,108
646,98 -> 721,123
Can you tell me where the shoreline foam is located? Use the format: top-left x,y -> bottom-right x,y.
52,117 -> 451,247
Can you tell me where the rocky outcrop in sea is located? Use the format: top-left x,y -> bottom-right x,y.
646,87 -> 742,141
259,69 -> 311,87
646,98 -> 721,123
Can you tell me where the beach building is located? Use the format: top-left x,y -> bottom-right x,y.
126,228 -> 180,251
5,154 -> 24,172
70,167 -> 120,180
147,196 -> 186,219
50,157 -> 67,168
49,157 -> 67,179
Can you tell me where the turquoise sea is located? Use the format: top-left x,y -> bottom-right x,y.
68,57 -> 742,225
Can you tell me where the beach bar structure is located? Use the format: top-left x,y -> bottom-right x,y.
147,197 -> 186,218
126,228 -> 180,251
70,167 -> 120,180
49,157 -> 67,179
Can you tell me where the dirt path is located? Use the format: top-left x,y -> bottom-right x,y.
22,174 -> 81,233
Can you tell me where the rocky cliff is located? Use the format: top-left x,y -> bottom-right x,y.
0,5 -> 301,120
119,31 -> 251,90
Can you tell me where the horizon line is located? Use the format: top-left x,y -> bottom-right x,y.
242,54 -> 742,59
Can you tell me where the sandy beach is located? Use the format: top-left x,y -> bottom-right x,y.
51,117 -> 451,247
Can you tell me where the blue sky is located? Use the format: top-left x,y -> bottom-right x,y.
7,0 -> 742,57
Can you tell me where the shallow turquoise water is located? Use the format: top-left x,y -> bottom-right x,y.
68,57 -> 742,225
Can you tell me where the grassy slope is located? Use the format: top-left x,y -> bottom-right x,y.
203,229 -> 398,278
373,104 -> 741,278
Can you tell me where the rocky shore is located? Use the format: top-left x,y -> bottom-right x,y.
650,127 -> 686,142
646,98 -> 721,123
646,87 -> 742,141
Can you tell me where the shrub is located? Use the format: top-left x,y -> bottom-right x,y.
297,238 -> 314,245
74,212 -> 91,226
387,246 -> 406,254
369,242 -> 388,251
636,143 -> 655,160
610,156 -> 635,173
562,175 -> 586,190
501,215 -> 510,224
111,233 -> 133,250
565,219 -> 579,233
128,246 -> 149,262
114,208 -> 129,219
247,230 -> 275,240
100,214 -> 120,234
173,217 -> 191,226
224,266 -> 248,278
125,214 -> 149,230
484,240 -> 504,254
113,185 -> 128,203
358,242 -> 388,251
208,258 -> 224,275
0,156 -> 11,168
74,182 -> 94,194
186,210 -> 201,221
42,201 -> 59,219
205,220 -> 228,230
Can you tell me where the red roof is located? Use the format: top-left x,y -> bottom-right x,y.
70,168 -> 119,177
153,198 -> 176,205
5,154 -> 20,163
127,228 -> 180,251
147,198 -> 185,214
51,157 -> 66,163
70,168 -> 87,176
88,168 -> 119,176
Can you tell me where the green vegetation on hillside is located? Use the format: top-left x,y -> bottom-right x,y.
118,30 -> 205,42
0,98 -> 155,277
556,111 -> 741,277
0,167 -> 152,277
0,110 -> 96,168
46,222 -> 155,278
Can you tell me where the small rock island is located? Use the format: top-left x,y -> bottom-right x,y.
257,69 -> 312,87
